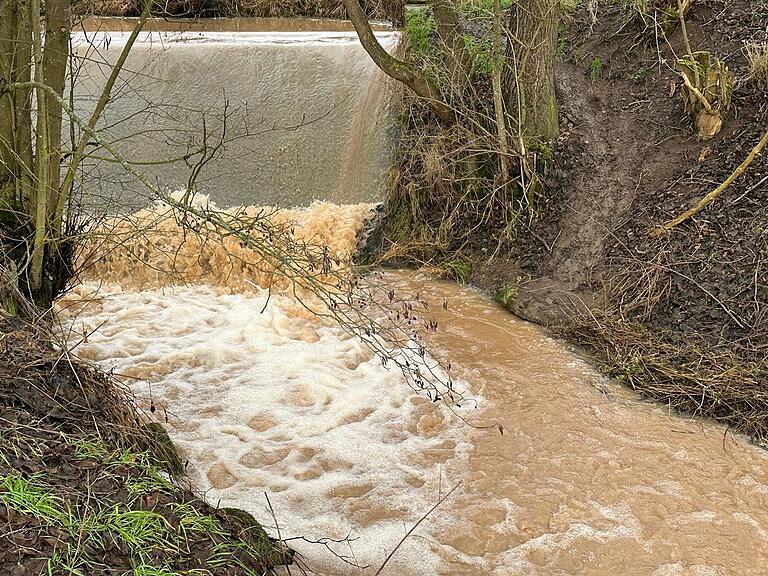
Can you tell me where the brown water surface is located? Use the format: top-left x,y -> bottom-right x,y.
61,203 -> 768,575
407,275 -> 768,575
61,19 -> 768,573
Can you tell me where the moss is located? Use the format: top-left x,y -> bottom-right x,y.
530,141 -> 554,165
142,422 -> 185,477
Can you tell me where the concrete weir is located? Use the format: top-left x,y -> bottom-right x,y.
70,18 -> 399,210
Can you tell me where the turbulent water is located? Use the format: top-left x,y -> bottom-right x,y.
61,199 -> 768,575
60,18 -> 768,576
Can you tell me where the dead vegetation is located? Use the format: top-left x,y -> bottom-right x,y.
745,40 -> 768,89
361,1 -> 551,275
559,312 -> 768,442
441,0 -> 768,443
0,308 -> 292,575
546,0 -> 768,443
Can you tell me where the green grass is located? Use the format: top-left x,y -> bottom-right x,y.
458,0 -> 513,19
105,508 -> 176,554
46,546 -> 90,576
495,286 -> 519,308
125,475 -> 174,496
616,0 -> 650,19
439,260 -> 473,283
130,565 -> 197,576
1,412 -> 282,574
405,9 -> 436,54
0,474 -> 69,525
589,56 -> 604,80
463,35 -> 493,76
172,503 -> 225,540
209,539 -> 277,575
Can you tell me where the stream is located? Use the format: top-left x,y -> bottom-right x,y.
60,17 -> 768,576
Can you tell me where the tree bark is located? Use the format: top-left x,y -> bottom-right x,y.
42,0 -> 70,218
505,0 -> 559,141
492,0 -> 509,182
432,0 -> 468,89
343,0 -> 455,123
0,0 -> 34,211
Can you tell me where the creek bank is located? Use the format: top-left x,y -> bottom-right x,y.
500,0 -> 768,442
0,314 -> 291,575
366,0 -> 768,442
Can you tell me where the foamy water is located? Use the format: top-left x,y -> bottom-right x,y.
62,281 -> 473,575
60,202 -> 768,575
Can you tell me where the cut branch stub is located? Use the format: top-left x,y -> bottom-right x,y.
677,51 -> 734,140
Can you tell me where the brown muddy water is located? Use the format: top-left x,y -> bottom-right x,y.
60,17 -> 768,576
59,201 -> 768,576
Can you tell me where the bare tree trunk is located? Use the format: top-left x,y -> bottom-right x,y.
1,0 -> 71,304
0,0 -> 34,211
343,0 -> 455,123
433,0 -> 468,90
492,0 -> 509,182
42,0 -> 70,218
30,0 -> 51,293
505,0 -> 559,141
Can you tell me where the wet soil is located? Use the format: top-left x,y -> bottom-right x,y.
468,0 -> 768,438
478,0 -> 768,340
0,317 -> 288,575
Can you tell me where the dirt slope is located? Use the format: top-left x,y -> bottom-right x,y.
478,0 -> 767,343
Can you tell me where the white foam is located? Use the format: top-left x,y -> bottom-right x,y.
62,282 -> 474,575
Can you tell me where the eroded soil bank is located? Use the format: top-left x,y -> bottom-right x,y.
374,0 -> 768,442
0,317 -> 290,575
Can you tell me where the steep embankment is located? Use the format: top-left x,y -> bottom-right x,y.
474,0 -> 768,440
360,0 -> 767,441
0,314 -> 291,575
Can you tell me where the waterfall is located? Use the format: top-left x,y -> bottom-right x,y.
70,20 -> 399,211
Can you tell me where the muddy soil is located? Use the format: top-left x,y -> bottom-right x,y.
0,317 -> 288,575
473,0 -> 768,348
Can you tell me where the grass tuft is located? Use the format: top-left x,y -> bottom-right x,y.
494,285 -> 518,308
106,508 -> 176,554
438,260 -> 473,283
588,56 -> 603,80
745,41 -> 768,89
0,474 -> 69,525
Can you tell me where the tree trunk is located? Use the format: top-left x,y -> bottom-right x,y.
505,0 -> 560,141
343,0 -> 455,123
0,0 -> 34,212
42,0 -> 70,219
432,0 -> 468,90
0,0 -> 71,306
